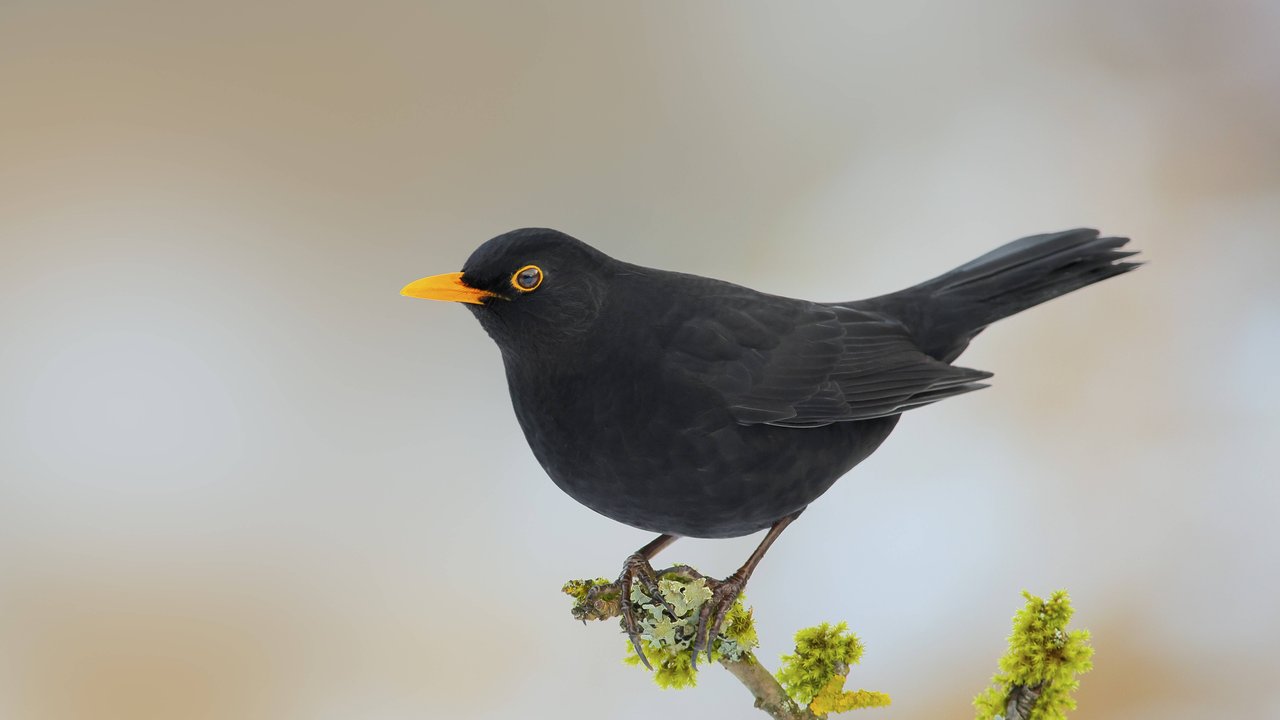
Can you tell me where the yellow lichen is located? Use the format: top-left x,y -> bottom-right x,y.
809,674 -> 892,715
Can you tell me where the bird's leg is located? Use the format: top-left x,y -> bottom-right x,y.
691,509 -> 804,667
585,533 -> 678,670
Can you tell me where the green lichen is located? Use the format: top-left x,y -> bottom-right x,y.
562,577 -> 610,603
620,572 -> 758,688
568,572 -> 884,711
562,577 -> 617,622
565,569 -> 758,689
973,590 -> 1094,720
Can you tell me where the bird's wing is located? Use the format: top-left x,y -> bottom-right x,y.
666,295 -> 992,428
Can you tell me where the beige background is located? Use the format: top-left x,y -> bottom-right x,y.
2,2 -> 1278,718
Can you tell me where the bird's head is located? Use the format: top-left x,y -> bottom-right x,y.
401,228 -> 614,352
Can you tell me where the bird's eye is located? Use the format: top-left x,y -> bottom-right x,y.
511,265 -> 543,292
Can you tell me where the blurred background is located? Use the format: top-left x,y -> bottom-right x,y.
2,1 -> 1277,718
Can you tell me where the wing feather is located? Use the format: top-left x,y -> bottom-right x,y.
666,292 -> 991,427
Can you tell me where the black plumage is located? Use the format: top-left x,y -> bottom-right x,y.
401,227 -> 1139,663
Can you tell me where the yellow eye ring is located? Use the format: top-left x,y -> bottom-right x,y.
511,264 -> 543,292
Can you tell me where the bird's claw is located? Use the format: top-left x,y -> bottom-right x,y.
654,563 -> 707,581
598,552 -> 676,670
582,559 -> 744,672
623,553 -> 678,617
690,573 -> 745,669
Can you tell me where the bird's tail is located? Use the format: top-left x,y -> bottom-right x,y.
863,229 -> 1141,361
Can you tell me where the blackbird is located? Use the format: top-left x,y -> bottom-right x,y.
401,227 -> 1138,665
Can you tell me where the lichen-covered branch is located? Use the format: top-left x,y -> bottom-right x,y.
564,567 -> 887,718
569,576 -> 1095,719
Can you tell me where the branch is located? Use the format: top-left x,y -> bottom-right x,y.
1001,682 -> 1045,720
568,574 -> 1092,720
719,655 -> 817,720
564,569 -> 887,718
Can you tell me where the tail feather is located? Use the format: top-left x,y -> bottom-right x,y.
859,229 -> 1141,362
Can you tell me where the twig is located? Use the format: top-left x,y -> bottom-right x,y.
1001,682 -> 1045,720
720,654 -> 818,720
567,572 -> 818,719
566,571 -> 893,718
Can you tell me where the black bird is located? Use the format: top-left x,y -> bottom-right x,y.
401,227 -> 1139,665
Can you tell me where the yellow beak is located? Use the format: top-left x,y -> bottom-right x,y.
400,272 -> 496,305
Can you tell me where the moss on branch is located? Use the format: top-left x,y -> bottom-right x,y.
777,623 -> 890,713
973,590 -> 1094,720
567,572 -> 1092,719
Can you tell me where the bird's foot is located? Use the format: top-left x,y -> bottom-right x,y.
585,552 -> 676,670
690,572 -> 747,668
653,563 -> 707,580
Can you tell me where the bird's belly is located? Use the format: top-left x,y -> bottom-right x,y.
513,385 -> 900,538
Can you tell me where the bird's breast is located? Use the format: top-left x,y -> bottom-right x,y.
501,352 -> 898,538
